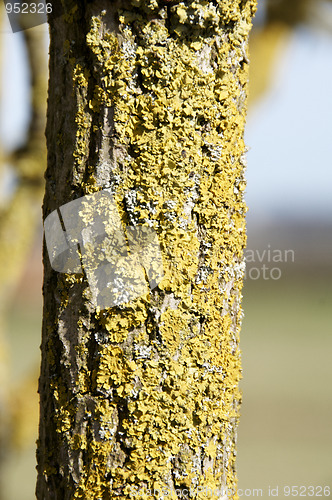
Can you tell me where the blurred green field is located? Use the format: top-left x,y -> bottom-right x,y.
238,266 -> 332,498
1,263 -> 331,499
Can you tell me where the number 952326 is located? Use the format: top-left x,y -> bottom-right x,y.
5,3 -> 53,14
284,485 -> 330,497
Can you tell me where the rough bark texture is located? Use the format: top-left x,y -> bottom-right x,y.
37,1 -> 256,498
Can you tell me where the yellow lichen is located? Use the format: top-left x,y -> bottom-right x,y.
41,0 -> 256,498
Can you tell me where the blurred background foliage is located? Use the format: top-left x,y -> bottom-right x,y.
0,1 -> 331,498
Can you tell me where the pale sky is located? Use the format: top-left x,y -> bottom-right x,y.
246,24 -> 332,225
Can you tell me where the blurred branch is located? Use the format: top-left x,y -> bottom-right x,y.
0,9 -> 47,483
265,0 -> 311,26
248,22 -> 290,106
0,17 -> 47,300
9,367 -> 39,451
249,0 -> 332,106
8,23 -> 48,180
0,7 -> 10,499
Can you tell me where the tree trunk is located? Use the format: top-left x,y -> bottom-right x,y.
37,1 -> 256,498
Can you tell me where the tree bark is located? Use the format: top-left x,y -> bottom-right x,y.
37,1 -> 256,498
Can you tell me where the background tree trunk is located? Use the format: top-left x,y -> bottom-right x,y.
37,1 -> 256,498
0,7 -> 47,496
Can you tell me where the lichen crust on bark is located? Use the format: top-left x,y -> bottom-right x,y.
37,1 -> 256,499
